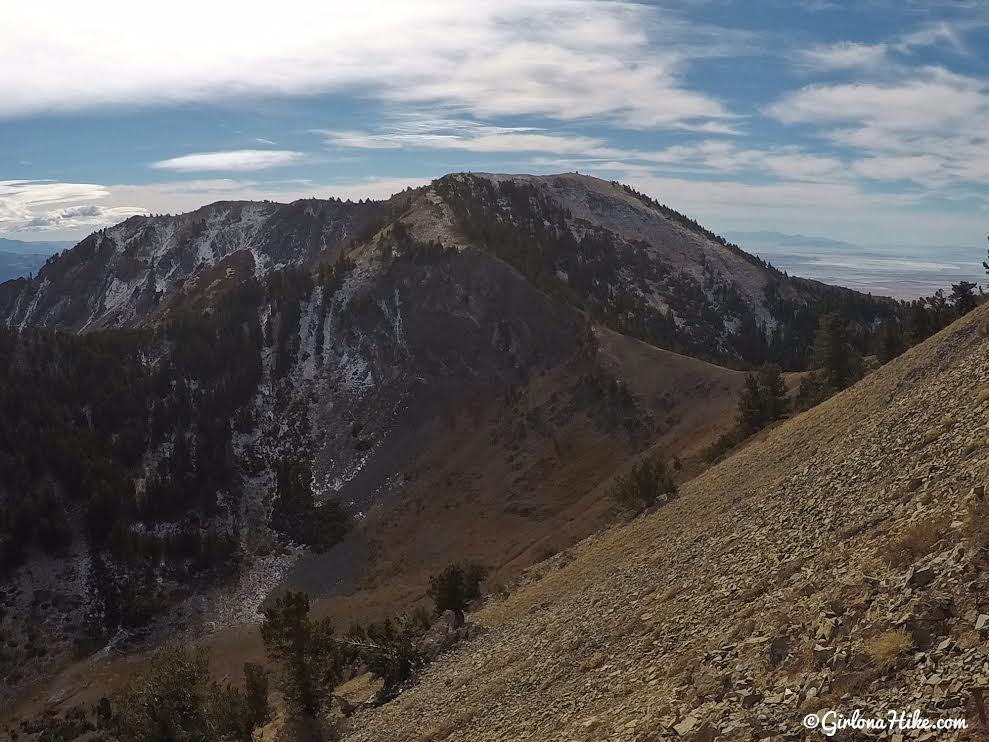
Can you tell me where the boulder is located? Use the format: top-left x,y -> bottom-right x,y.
691,667 -> 726,700
768,633 -> 790,667
416,610 -> 469,660
907,566 -> 935,589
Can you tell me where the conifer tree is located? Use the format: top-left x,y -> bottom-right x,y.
756,363 -> 788,422
736,373 -> 765,434
951,280 -> 977,316
907,301 -> 932,345
261,592 -> 340,719
811,312 -> 858,391
877,319 -> 904,363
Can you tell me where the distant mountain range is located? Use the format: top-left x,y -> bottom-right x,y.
726,230 -> 854,250
0,237 -> 73,255
0,237 -> 72,283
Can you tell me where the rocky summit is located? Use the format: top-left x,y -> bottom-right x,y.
341,302 -> 989,741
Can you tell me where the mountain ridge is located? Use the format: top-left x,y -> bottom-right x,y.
0,173 -> 754,715
0,172 -> 899,370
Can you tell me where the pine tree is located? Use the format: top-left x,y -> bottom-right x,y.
877,319 -> 904,363
736,373 -> 765,434
951,280 -> 977,316
756,363 -> 788,422
907,301 -> 932,345
812,312 -> 857,391
612,454 -> 677,513
427,563 -> 488,616
928,289 -> 950,329
260,592 -> 340,718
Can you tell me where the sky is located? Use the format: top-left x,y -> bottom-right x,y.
3,0 -> 989,271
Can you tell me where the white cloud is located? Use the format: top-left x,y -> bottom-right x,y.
318,119 -> 626,158
0,180 -> 146,233
768,69 -> 985,131
322,119 -> 842,183
768,67 -> 989,187
0,1 -> 736,131
896,21 -> 968,54
799,42 -> 888,70
761,152 -> 843,179
151,150 -> 305,172
852,154 -> 943,180
634,140 -> 844,181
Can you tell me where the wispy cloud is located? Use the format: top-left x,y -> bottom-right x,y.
318,118 -> 628,158
1,1 -> 738,131
151,150 -> 305,172
896,21 -> 969,54
798,42 -> 888,71
768,67 -> 989,186
322,118 -> 835,182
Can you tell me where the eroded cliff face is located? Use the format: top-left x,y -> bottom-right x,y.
0,198 -> 388,333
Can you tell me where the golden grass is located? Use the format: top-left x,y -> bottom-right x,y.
863,629 -> 912,672
883,517 -> 949,567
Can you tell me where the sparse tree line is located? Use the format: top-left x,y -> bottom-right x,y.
433,175 -> 901,371
705,275 -> 984,462
27,563 -> 487,741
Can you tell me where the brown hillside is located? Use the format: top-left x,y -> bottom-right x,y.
342,303 -> 989,741
0,327 -> 745,728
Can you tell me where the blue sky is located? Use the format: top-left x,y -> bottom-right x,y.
3,0 -> 989,257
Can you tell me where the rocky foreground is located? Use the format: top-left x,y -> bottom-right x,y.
341,305 -> 989,740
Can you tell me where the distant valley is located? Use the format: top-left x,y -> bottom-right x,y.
0,238 -> 70,283
729,230 -> 982,299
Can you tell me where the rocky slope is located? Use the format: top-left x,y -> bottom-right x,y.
0,197 -> 394,332
341,301 -> 989,741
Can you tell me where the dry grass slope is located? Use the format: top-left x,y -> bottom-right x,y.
342,303 -> 989,741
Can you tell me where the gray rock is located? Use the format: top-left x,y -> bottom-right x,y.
907,566 -> 935,589
416,610 -> 468,660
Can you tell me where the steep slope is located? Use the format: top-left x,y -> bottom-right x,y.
0,197 -> 397,332
342,303 -> 989,741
